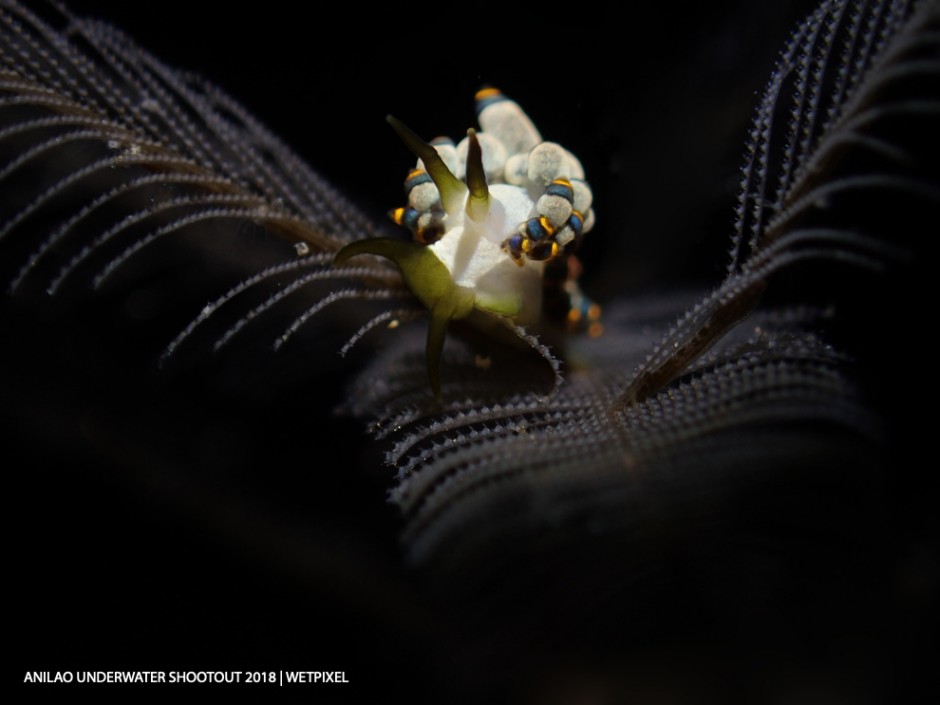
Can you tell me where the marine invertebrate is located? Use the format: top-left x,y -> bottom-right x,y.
336,90 -> 596,399
333,0 -> 939,645
3,0 -> 938,702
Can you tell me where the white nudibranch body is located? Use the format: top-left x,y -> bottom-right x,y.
334,88 -> 597,400
428,183 -> 544,325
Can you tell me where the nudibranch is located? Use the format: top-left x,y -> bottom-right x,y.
335,88 -> 596,401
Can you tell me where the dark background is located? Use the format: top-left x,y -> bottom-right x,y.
57,0 -> 820,292
11,1 -> 934,703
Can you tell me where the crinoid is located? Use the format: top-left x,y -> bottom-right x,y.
4,0 -> 937,703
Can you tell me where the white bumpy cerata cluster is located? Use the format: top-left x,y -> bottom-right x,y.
335,88 -> 596,401
389,87 -> 595,325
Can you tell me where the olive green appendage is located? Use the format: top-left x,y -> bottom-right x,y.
334,238 -> 476,402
